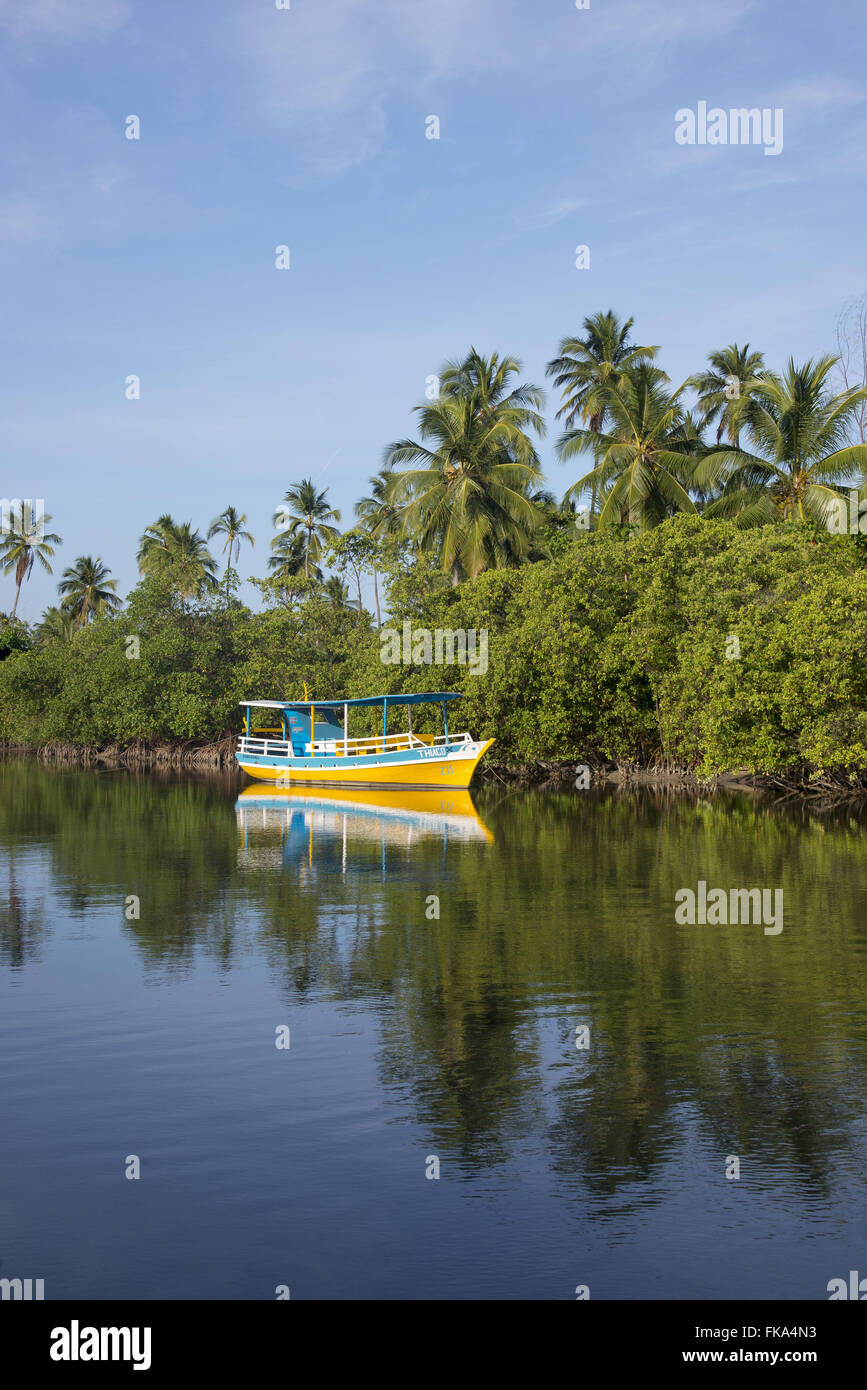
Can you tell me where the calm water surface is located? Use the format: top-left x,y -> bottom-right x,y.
1,762 -> 866,1300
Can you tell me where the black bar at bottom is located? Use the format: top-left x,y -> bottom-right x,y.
3,1299 -> 864,1375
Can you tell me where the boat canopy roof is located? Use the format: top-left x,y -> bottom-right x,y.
240,692 -> 462,711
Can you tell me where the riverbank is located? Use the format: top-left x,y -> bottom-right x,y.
4,742 -> 865,801
484,759 -> 867,802
2,738 -> 238,771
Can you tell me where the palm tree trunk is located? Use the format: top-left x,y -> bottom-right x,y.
590,416 -> 602,520
451,559 -> 461,588
11,580 -> 22,617
591,430 -> 599,520
372,566 -> 381,629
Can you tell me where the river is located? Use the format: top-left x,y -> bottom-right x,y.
1,761 -> 865,1299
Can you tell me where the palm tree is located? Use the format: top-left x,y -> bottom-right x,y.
137,515 -> 218,600
688,343 -> 766,446
354,470 -> 401,537
36,605 -> 77,644
0,508 -> 61,617
384,349 -> 547,584
354,471 -> 402,628
530,489 -> 589,544
207,506 -> 254,597
439,347 -> 547,421
557,365 -> 700,530
273,480 -> 341,580
57,555 -> 121,628
697,356 -> 867,526
547,312 -> 660,517
268,530 -> 322,587
320,575 -> 359,611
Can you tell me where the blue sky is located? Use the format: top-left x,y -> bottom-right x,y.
1,0 -> 865,619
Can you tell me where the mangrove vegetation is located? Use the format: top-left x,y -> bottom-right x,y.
1,312 -> 866,780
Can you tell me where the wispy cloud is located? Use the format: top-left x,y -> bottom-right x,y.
224,0 -> 514,175
0,101 -> 134,253
0,0 -> 131,44
590,0 -> 756,46
519,197 -> 589,232
726,169 -> 801,194
773,78 -> 866,115
0,193 -> 44,243
226,0 -> 764,176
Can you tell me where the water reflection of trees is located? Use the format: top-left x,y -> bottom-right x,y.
0,851 -> 48,966
1,761 -> 866,1202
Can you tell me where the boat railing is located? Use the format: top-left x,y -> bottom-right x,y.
237,736 -> 293,758
237,730 -> 471,759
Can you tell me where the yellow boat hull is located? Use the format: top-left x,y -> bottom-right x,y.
238,739 -> 495,790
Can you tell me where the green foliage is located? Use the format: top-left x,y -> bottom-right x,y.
1,520 -> 864,776
557,364 -> 701,529
686,342 -> 766,446
272,479 -> 341,581
0,614 -> 31,661
698,357 -> 867,526
137,515 -> 218,599
384,348 -> 548,581
4,297 -> 867,778
0,574 -> 365,745
207,507 -> 254,598
57,554 -> 121,626
345,518 -> 867,776
0,509 -> 62,617
376,543 -> 452,619
326,530 -> 376,623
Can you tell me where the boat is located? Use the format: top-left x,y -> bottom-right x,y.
235,691 -> 494,788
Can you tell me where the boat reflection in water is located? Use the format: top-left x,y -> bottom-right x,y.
235,783 -> 493,879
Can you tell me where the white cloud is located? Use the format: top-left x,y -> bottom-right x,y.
0,0 -> 130,44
